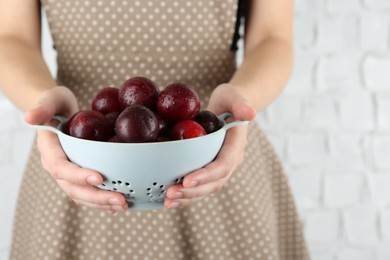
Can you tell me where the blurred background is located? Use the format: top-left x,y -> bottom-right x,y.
1,0 -> 390,259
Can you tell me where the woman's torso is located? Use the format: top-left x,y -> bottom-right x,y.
41,0 -> 239,107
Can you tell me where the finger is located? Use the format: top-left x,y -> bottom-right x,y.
182,156 -> 233,188
207,85 -> 256,121
50,159 -> 104,186
230,98 -> 257,121
38,131 -> 103,186
166,183 -> 185,200
25,86 -> 77,125
106,209 -> 118,215
73,199 -> 117,211
74,200 -> 125,214
168,178 -> 227,201
179,127 -> 245,189
25,103 -> 56,126
164,196 -> 203,208
58,180 -> 128,210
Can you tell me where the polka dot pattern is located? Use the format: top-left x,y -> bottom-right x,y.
11,1 -> 309,259
44,0 -> 237,109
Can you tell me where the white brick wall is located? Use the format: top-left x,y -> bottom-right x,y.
363,0 -> 390,11
377,94 -> 390,129
324,174 -> 364,207
287,132 -> 327,166
261,0 -> 390,259
305,210 -> 340,243
344,206 -> 379,246
1,2 -> 390,260
364,54 -> 390,91
337,248 -> 375,260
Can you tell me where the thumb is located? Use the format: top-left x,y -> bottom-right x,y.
24,97 -> 57,126
231,98 -> 257,122
24,87 -> 77,125
208,86 -> 257,121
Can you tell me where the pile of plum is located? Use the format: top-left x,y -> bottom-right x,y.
64,76 -> 222,142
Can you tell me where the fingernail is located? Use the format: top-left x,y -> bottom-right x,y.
111,205 -> 126,211
188,180 -> 198,187
107,210 -> 117,215
87,176 -> 99,185
173,192 -> 183,199
31,104 -> 42,111
109,198 -> 122,205
170,202 -> 180,208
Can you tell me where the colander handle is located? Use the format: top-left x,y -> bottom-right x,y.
218,112 -> 250,131
33,115 -> 68,135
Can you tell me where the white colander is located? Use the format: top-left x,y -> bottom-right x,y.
34,113 -> 247,210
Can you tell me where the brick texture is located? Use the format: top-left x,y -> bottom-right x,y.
364,54 -> 390,91
305,210 -> 340,243
259,0 -> 390,259
344,206 -> 378,246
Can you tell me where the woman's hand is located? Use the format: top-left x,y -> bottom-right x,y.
25,87 -> 128,214
164,84 -> 256,208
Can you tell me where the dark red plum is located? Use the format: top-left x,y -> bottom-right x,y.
118,76 -> 160,110
155,114 -> 169,136
156,83 -> 200,123
171,120 -> 206,140
68,110 -> 114,141
115,105 -> 159,143
108,135 -> 124,143
195,110 -> 222,134
92,87 -> 121,114
105,111 -> 120,127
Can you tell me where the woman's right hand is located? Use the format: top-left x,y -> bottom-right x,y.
24,86 -> 128,214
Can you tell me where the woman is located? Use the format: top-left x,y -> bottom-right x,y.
0,0 -> 309,259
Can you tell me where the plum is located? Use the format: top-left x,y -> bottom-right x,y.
115,105 -> 159,143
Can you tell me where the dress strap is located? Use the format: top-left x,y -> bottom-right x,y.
230,0 -> 247,51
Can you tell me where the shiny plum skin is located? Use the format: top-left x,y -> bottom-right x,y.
92,87 -> 121,114
78,77 -> 219,143
118,76 -> 160,110
105,111 -> 120,127
155,114 -> 169,136
108,135 -> 124,143
155,135 -> 171,142
68,110 -> 114,141
115,105 -> 159,143
170,120 -> 206,140
195,110 -> 222,134
156,83 -> 200,123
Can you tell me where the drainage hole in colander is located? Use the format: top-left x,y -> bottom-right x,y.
147,188 -> 151,191
125,194 -> 137,200
129,189 -> 134,193
101,183 -> 106,186
113,188 -> 117,191
160,185 -> 165,189
112,181 -> 116,185
174,176 -> 184,184
153,182 -> 157,186
125,182 -> 130,186
118,180 -> 122,184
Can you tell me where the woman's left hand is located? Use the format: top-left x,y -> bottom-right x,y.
164,84 -> 256,208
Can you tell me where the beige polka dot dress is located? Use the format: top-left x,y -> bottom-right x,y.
11,0 -> 310,259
